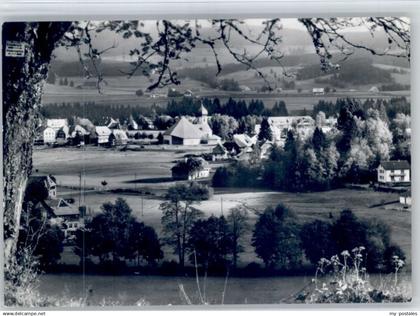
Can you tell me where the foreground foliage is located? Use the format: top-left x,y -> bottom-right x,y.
300,247 -> 411,303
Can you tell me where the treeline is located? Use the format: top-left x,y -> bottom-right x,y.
296,58 -> 394,85
311,97 -> 410,119
167,97 -> 288,118
40,102 -> 161,126
214,97 -> 411,191
40,96 -> 289,126
19,183 -> 405,276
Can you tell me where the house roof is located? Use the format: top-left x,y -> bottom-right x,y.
28,175 -> 57,190
212,143 -> 227,155
164,117 -> 203,139
47,119 -> 68,129
70,125 -> 89,136
112,129 -> 129,140
233,134 -> 255,148
53,199 -> 79,217
380,160 -> 410,170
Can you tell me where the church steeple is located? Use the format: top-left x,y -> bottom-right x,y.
199,102 -> 208,124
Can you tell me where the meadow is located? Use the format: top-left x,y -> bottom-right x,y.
33,147 -> 411,269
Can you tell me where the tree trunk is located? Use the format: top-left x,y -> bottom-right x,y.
3,22 -> 71,271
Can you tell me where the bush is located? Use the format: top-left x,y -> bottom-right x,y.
299,247 -> 411,303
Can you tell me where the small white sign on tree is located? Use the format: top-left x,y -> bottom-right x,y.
5,41 -> 25,57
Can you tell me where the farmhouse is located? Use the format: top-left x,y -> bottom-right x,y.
369,86 -> 380,93
111,129 -> 129,146
377,160 -> 410,184
312,87 -> 325,95
43,118 -> 69,144
255,116 -> 315,144
50,199 -> 84,241
212,143 -> 229,161
95,126 -> 112,145
43,127 -> 57,144
233,134 -> 257,149
171,157 -> 211,180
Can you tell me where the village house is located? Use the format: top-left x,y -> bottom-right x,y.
43,118 -> 69,144
49,199 -> 85,241
27,175 -> 57,199
107,117 -> 121,130
110,129 -> 129,146
95,126 -> 112,146
69,125 -> 89,145
255,116 -> 315,144
223,141 -> 241,156
212,143 -> 229,161
171,157 -> 211,180
377,160 -> 410,184
43,127 -> 57,144
127,116 -> 139,130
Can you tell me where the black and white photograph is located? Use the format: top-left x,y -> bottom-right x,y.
2,16 -> 412,307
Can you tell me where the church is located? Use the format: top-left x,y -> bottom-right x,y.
163,104 -> 221,145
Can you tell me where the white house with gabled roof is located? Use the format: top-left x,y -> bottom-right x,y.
377,160 -> 410,184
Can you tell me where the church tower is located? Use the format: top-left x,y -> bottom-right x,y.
199,102 -> 208,125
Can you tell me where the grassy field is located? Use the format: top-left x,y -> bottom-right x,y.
33,146 -> 214,191
33,147 -> 411,268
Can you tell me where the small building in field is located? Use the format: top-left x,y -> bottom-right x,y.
171,157 -> 211,180
377,160 -> 410,184
312,87 -> 325,95
369,86 -> 380,93
95,126 -> 112,145
400,189 -> 411,207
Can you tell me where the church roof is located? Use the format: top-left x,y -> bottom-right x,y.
164,117 -> 203,139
